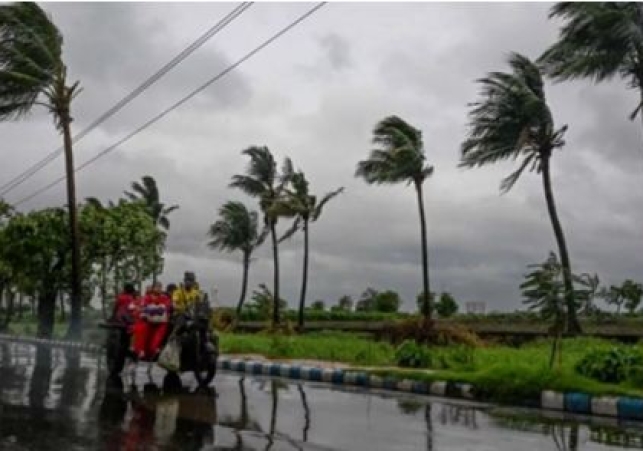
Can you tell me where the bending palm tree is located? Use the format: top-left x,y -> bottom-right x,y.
460,52 -> 581,334
125,175 -> 178,282
208,201 -> 266,316
125,175 -> 178,231
273,170 -> 343,330
0,3 -> 83,337
540,3 -> 643,134
356,116 -> 434,319
230,146 -> 292,326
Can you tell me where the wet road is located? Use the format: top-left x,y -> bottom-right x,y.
1,342 -> 643,450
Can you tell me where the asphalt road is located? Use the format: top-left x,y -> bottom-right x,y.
0,341 -> 642,450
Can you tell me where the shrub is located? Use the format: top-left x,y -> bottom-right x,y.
212,309 -> 235,332
395,340 -> 432,368
627,365 -> 643,387
575,347 -> 643,383
436,324 -> 484,348
437,345 -> 476,370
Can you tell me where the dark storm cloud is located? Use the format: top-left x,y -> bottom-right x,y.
1,3 -> 640,311
42,2 -> 252,136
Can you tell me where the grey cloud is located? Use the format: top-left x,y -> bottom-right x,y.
2,3 -> 640,313
319,33 -> 352,71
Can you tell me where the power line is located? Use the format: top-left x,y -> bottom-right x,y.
13,2 -> 327,208
0,2 -> 253,197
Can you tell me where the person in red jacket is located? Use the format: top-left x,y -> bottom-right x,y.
132,282 -> 172,360
112,283 -> 139,326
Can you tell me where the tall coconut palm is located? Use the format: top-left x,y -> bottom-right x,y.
272,170 -> 343,330
0,3 -> 83,338
539,3 -> 643,134
460,52 -> 581,334
125,175 -> 178,231
230,146 -> 292,326
356,115 -> 434,319
125,175 -> 178,283
207,201 -> 267,316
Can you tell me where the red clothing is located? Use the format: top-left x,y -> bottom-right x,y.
113,293 -> 140,322
132,292 -> 172,359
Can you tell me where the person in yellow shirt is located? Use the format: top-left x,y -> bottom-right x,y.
172,271 -> 202,315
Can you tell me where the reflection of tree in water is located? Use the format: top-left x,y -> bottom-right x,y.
396,398 -> 424,415
394,398 -> 434,450
297,384 -> 310,443
551,424 -> 579,451
589,425 -> 643,448
491,413 -> 583,451
425,404 -> 433,451
438,404 -> 478,429
29,345 -> 52,409
59,349 -> 92,410
216,377 -> 264,449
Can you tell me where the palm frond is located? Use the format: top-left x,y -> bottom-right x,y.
312,187 -> 344,221
356,115 -> 428,186
229,174 -> 266,197
499,153 -> 537,193
279,216 -> 302,243
207,200 -> 264,255
460,52 -> 556,193
158,216 -> 170,231
163,204 -> 179,216
539,2 -> 638,85
0,2 -> 63,120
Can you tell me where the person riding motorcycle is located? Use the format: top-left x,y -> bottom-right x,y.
132,281 -> 172,360
112,283 -> 139,325
172,272 -> 202,315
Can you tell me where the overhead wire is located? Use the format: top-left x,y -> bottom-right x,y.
13,2 -> 327,208
0,1 -> 253,197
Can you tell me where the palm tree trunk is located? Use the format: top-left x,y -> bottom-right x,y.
61,109 -> 83,339
37,287 -> 57,339
541,156 -> 581,335
414,180 -> 432,320
236,252 -> 251,317
298,219 -> 310,331
270,220 -> 281,326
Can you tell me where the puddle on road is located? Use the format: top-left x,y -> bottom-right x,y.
0,341 -> 642,450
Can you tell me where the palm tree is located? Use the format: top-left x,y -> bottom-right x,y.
356,116 -> 434,319
0,3 -> 83,338
230,146 -> 292,326
207,201 -> 267,316
125,175 -> 178,283
460,52 -> 581,334
539,3 -> 643,133
125,175 -> 178,231
272,170 -> 343,330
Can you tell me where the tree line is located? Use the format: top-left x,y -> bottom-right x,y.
0,176 -> 175,337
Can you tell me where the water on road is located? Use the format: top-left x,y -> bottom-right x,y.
0,341 -> 642,450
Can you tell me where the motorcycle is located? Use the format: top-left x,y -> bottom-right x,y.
102,298 -> 219,387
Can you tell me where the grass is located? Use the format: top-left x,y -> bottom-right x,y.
219,332 -> 643,401
220,331 -> 395,367
5,316 -> 106,344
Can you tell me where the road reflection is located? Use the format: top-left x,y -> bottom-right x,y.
1,342 -> 643,450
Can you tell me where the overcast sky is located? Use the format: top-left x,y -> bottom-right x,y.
2,2 -> 641,312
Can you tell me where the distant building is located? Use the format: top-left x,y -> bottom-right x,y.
465,301 -> 486,314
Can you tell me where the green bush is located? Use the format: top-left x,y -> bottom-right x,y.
627,365 -> 643,386
575,346 -> 643,383
395,340 -> 432,368
438,345 -> 476,370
